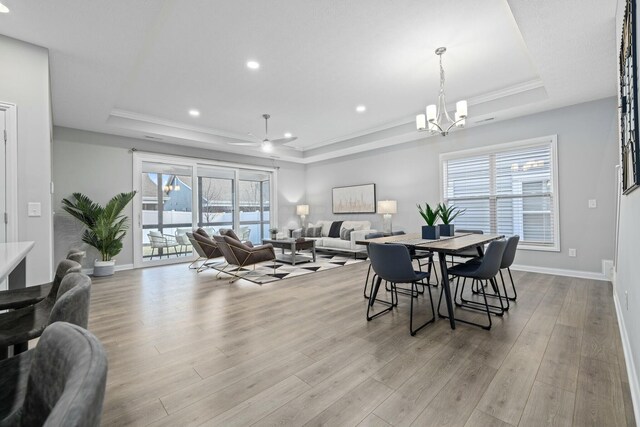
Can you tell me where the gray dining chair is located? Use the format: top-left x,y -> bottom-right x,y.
0,321 -> 108,427
367,243 -> 436,336
0,272 -> 91,359
444,239 -> 507,330
363,232 -> 385,299
0,259 -> 81,311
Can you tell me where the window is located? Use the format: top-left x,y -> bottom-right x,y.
441,136 -> 559,251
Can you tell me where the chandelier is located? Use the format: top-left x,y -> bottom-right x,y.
416,47 -> 467,136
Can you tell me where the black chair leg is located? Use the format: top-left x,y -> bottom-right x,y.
363,263 -> 373,299
367,277 -> 395,321
410,281 -> 436,336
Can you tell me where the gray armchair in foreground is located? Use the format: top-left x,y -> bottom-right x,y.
0,322 -> 108,427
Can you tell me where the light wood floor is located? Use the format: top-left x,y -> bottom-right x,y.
89,260 -> 636,426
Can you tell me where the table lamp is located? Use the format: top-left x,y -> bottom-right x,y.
296,204 -> 309,227
377,200 -> 397,234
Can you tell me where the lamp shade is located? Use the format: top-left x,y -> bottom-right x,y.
296,204 -> 309,216
377,200 -> 397,214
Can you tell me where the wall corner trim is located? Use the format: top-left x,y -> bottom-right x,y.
613,289 -> 640,426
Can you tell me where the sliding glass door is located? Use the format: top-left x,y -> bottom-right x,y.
133,154 -> 276,267
140,162 -> 194,263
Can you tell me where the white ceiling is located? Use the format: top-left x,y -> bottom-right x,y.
0,0 -> 617,163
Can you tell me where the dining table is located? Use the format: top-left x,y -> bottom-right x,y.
356,232 -> 504,329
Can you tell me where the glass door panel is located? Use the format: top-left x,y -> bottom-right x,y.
197,167 -> 235,235
239,170 -> 271,245
141,162 -> 193,263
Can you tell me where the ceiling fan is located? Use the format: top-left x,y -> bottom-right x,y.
229,114 -> 297,152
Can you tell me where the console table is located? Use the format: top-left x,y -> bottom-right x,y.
0,241 -> 35,291
262,238 -> 316,265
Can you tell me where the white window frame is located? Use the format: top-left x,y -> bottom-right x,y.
132,152 -> 278,268
439,135 -> 560,252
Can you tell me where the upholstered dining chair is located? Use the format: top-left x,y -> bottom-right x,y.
0,272 -> 92,359
212,235 -> 275,283
0,259 -> 81,311
367,243 -> 436,336
0,322 -> 108,427
444,239 -> 507,330
363,231 -> 385,299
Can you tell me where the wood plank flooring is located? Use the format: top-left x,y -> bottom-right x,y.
87,261 -> 635,426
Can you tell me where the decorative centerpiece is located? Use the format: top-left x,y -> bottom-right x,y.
269,228 -> 279,240
62,191 -> 136,276
438,203 -> 466,236
417,203 -> 440,240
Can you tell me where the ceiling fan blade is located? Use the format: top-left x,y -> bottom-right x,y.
228,141 -> 260,146
271,136 -> 298,144
247,132 -> 261,141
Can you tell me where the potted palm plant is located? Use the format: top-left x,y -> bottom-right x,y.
417,203 -> 440,240
62,191 -> 136,276
438,203 -> 466,236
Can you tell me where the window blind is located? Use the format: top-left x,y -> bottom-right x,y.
442,140 -> 558,250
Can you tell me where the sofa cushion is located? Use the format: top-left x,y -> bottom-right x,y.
328,221 -> 343,238
321,237 -> 352,250
342,221 -> 371,231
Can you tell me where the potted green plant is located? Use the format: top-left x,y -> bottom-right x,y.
417,203 -> 440,240
269,227 -> 279,240
62,191 -> 136,276
438,203 -> 466,236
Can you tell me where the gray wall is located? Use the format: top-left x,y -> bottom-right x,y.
306,98 -> 618,274
0,35 -> 53,285
52,127 -> 306,268
615,0 -> 640,410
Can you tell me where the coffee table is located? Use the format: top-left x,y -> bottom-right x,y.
262,238 -> 316,265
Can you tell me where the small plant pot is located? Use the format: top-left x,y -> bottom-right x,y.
439,224 -> 455,237
93,260 -> 115,277
421,225 -> 440,240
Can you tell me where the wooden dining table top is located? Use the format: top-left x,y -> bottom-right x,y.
355,232 -> 504,254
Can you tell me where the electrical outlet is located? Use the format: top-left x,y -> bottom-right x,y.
626,291 -> 629,310
588,199 -> 597,208
568,248 -> 577,257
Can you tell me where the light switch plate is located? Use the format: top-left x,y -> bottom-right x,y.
588,199 -> 597,208
28,202 -> 42,217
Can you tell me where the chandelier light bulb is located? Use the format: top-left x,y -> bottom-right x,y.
416,114 -> 426,131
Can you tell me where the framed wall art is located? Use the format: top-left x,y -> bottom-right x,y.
332,184 -> 376,214
620,0 -> 640,194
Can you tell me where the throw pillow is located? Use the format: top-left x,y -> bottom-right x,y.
311,226 -> 323,237
328,221 -> 343,238
292,228 -> 304,238
340,228 -> 354,241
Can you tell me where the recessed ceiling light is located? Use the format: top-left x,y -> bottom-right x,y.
0,2 -> 9,13
246,61 -> 260,70
284,132 -> 292,138
356,105 -> 366,113
189,109 -> 200,117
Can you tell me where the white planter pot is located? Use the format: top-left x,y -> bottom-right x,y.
93,260 -> 116,277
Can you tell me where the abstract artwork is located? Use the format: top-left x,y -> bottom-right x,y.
620,0 -> 640,194
332,183 -> 376,214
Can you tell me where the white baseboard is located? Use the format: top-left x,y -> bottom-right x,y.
510,264 -> 608,281
81,263 -> 134,275
613,288 -> 640,426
